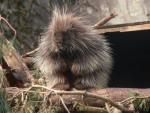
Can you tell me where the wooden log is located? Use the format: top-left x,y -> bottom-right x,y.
4,87 -> 150,113
0,34 -> 33,87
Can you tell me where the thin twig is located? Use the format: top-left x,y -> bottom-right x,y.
59,96 -> 71,113
21,92 -> 24,102
44,88 -> 71,113
22,48 -> 39,57
121,96 -> 150,104
92,12 -> 117,29
0,15 -> 16,37
30,84 -> 57,92
105,103 -> 112,113
21,93 -> 28,111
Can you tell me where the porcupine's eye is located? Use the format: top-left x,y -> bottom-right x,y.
62,32 -> 69,40
61,31 -> 73,48
54,32 -> 62,43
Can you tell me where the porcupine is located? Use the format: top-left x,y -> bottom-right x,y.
34,8 -> 113,90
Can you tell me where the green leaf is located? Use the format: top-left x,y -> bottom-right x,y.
0,89 -> 10,113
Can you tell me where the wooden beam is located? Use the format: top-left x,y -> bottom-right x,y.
96,21 -> 150,34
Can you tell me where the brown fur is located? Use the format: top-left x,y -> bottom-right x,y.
34,8 -> 113,90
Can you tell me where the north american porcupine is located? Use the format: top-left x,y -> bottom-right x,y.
34,8 -> 113,90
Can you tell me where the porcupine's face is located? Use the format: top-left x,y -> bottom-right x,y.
50,10 -> 87,55
53,29 -> 74,53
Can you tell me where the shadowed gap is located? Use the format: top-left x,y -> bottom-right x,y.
105,30 -> 150,88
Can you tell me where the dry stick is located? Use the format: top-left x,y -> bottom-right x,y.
59,96 -> 71,113
22,13 -> 117,58
0,15 -> 16,37
92,12 -> 117,29
22,48 -> 39,57
47,89 -> 71,113
121,95 -> 150,104
105,103 -> 112,113
20,93 -> 28,112
8,86 -> 33,102
0,15 -> 32,50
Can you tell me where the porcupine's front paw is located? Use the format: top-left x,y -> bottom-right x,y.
53,82 -> 71,90
73,77 -> 94,90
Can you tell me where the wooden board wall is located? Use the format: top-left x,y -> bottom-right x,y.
78,0 -> 150,26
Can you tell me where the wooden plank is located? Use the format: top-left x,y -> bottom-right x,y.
96,21 -> 150,34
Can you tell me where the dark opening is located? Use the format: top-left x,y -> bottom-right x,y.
106,30 -> 150,88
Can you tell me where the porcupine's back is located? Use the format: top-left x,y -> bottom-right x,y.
34,7 -> 113,89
